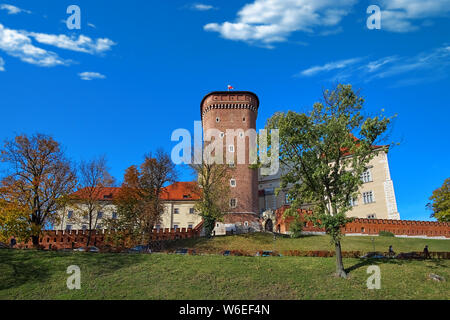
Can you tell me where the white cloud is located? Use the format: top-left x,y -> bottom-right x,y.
0,4 -> 31,15
204,0 -> 450,44
380,0 -> 450,32
298,58 -> 362,77
370,46 -> 450,79
78,72 -> 106,80
0,56 -> 4,71
204,0 -> 357,45
297,45 -> 450,86
27,33 -> 116,55
192,3 -> 215,11
0,24 -> 69,67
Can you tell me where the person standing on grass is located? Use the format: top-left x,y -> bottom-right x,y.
388,245 -> 395,257
423,245 -> 431,259
9,237 -> 16,248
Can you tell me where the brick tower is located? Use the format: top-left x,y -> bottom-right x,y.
200,91 -> 259,215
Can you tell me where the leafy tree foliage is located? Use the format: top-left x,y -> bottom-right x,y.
427,178 -> 450,222
0,199 -> 29,243
190,156 -> 231,238
107,149 -> 176,244
265,84 -> 395,278
0,134 -> 77,246
289,218 -> 303,238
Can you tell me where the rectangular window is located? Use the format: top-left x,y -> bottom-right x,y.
66,224 -> 72,231
112,212 -> 117,219
349,197 -> 358,207
229,145 -> 235,153
228,161 -> 235,168
174,208 -> 179,214
363,191 -> 374,204
173,224 -> 179,230
188,224 -> 193,229
230,179 -> 236,187
82,225 -> 87,231
189,208 -> 195,214
361,170 -> 372,183
230,198 -> 237,208
67,211 -> 73,219
97,212 -> 103,219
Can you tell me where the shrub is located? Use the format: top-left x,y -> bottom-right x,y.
289,219 -> 303,238
379,230 -> 395,237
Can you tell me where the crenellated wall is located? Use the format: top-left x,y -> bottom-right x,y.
275,206 -> 450,238
15,222 -> 203,250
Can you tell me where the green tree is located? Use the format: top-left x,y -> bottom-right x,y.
265,84 -> 395,278
289,218 -> 303,238
427,178 -> 450,222
190,157 -> 231,238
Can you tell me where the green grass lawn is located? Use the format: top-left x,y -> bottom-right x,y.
165,232 -> 450,254
1,245 -> 449,300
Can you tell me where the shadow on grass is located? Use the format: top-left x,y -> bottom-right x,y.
0,249 -> 148,291
0,249 -> 51,291
345,258 -> 447,274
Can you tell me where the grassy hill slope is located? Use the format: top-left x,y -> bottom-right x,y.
164,233 -> 450,254
1,237 -> 449,300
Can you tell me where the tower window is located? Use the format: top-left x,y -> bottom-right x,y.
243,117 -> 246,122
229,145 -> 235,152
220,132 -> 225,138
230,198 -> 237,208
216,117 -> 220,123
239,132 -> 244,138
230,179 -> 236,187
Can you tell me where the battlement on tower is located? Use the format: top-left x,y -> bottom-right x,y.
200,91 -> 259,120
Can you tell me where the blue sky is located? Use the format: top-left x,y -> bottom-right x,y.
0,0 -> 449,221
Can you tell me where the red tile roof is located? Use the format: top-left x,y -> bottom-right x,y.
71,182 -> 200,202
160,181 -> 201,201
71,187 -> 121,201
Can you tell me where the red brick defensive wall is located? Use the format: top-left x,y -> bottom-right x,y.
275,206 -> 450,238
16,224 -> 203,250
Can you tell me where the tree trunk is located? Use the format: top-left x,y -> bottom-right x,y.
335,241 -> 347,278
31,235 -> 40,248
87,229 -> 92,247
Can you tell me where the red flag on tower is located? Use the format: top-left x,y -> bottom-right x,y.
227,84 -> 234,91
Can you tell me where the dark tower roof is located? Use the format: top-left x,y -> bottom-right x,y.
200,91 -> 259,120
